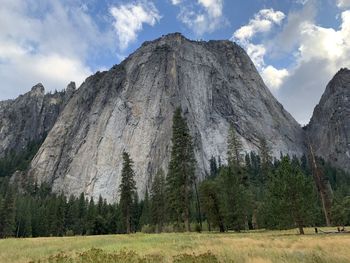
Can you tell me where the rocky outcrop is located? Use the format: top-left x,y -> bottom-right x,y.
27,33 -> 304,202
307,68 -> 350,171
0,82 -> 76,157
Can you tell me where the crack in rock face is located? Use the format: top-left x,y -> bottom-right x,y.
24,33 -> 306,202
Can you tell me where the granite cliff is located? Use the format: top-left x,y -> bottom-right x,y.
24,33 -> 305,202
0,82 -> 76,158
307,68 -> 350,171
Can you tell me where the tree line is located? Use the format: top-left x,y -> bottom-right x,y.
0,108 -> 350,238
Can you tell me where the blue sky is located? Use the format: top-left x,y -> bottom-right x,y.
1,0 -> 350,124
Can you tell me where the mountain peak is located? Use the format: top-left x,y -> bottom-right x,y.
26,34 -> 304,202
307,68 -> 350,171
31,83 -> 45,95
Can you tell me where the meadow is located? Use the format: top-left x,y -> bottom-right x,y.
0,228 -> 350,263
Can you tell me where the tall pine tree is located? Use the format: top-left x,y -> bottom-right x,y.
166,108 -> 196,232
119,151 -> 137,234
227,125 -> 243,167
150,169 -> 166,233
0,187 -> 16,238
265,156 -> 317,234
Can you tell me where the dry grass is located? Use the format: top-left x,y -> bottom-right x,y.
0,228 -> 349,263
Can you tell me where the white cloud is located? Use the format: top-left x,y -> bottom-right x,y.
295,0 -> 309,5
0,0 -> 115,100
337,0 -> 350,8
245,43 -> 266,69
231,8 -> 287,93
110,2 -> 161,50
269,3 -> 350,124
261,66 -> 289,91
233,9 -> 285,44
174,0 -> 226,35
171,0 -> 183,5
198,0 -> 223,17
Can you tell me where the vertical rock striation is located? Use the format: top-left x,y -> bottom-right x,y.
27,33 -> 304,202
0,82 -> 76,157
307,68 -> 350,171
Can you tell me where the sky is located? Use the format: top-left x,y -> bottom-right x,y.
1,0 -> 350,125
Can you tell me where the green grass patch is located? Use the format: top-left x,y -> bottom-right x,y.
1,228 -> 350,263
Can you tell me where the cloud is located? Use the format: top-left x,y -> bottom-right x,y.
231,8 -> 287,91
233,9 -> 285,44
261,66 -> 289,91
0,0 -> 115,100
110,2 -> 161,50
337,0 -> 350,8
171,0 -> 183,4
173,0 -> 226,35
269,3 -> 350,124
245,43 -> 266,69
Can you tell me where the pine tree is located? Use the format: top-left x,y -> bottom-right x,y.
131,192 -> 142,233
209,156 -> 218,177
166,108 -> 196,232
227,125 -> 243,167
119,151 -> 137,234
150,169 -> 166,232
0,187 -> 16,238
85,197 -> 96,235
65,195 -> 78,234
139,189 -> 151,227
218,166 -> 251,231
15,196 -> 32,237
259,137 -> 272,182
265,156 -> 317,234
199,180 -> 225,232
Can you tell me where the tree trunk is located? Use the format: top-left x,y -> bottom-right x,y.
298,225 -> 305,235
184,176 -> 191,232
126,208 -> 130,234
184,211 -> 190,232
308,141 -> 332,226
252,209 -> 258,229
194,180 -> 202,231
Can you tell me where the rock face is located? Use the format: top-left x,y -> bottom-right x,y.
307,68 -> 350,171
0,82 -> 76,158
27,33 -> 304,202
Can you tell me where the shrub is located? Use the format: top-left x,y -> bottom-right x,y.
65,230 -> 74,237
141,224 -> 155,233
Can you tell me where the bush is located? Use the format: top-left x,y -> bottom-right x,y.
173,251 -> 219,263
141,224 -> 155,233
195,224 -> 202,233
65,230 -> 74,237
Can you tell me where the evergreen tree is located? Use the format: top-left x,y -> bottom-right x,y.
259,137 -> 272,182
0,187 -> 16,237
119,151 -> 137,234
199,180 -> 225,232
265,156 -> 317,234
166,108 -> 196,232
131,192 -> 142,233
218,166 -> 251,231
65,195 -> 78,234
331,196 -> 350,226
85,197 -> 96,235
139,189 -> 151,227
209,156 -> 218,177
150,169 -> 166,232
15,196 -> 32,237
227,125 -> 243,167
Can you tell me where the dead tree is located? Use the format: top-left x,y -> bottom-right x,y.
308,139 -> 333,226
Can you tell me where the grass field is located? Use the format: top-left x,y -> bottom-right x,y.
1,228 -> 350,263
